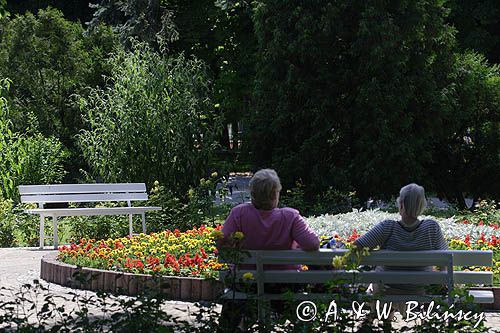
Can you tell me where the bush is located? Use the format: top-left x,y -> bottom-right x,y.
67,213 -> 129,243
0,78 -> 68,201
78,41 -> 220,195
0,199 -> 15,247
280,181 -> 358,216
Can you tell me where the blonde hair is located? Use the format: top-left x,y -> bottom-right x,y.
396,183 -> 427,219
250,169 -> 282,210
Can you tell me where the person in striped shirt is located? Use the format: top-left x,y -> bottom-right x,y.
354,183 -> 448,323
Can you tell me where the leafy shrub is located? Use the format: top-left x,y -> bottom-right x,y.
147,174 -> 230,233
67,209 -> 129,243
0,199 -> 15,247
0,78 -> 68,201
78,41 -> 220,195
280,181 -> 358,216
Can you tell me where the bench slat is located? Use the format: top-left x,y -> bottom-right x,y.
19,183 -> 146,195
231,250 -> 491,268
25,206 -> 162,217
21,193 -> 148,203
453,271 -> 493,285
224,270 -> 450,285
450,250 -> 493,267
468,290 -> 494,303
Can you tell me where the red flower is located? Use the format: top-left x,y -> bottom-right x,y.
464,234 -> 470,246
489,235 -> 497,247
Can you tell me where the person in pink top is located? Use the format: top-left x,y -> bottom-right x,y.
218,169 -> 319,331
221,171 -> 319,252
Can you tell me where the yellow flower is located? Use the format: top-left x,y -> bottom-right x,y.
211,172 -> 218,178
233,232 -> 244,240
242,272 -> 254,281
301,265 -> 309,271
210,230 -> 224,240
332,256 -> 344,270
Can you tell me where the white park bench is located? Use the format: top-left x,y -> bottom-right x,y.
19,183 -> 161,249
220,249 -> 494,320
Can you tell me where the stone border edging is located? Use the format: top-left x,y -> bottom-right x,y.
40,253 -> 223,301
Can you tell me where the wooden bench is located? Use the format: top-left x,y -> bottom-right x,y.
19,183 -> 162,249
220,249 -> 494,320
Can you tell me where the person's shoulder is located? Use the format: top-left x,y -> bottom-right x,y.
230,203 -> 253,213
378,219 -> 396,227
234,202 -> 253,209
279,207 -> 301,219
420,218 -> 441,229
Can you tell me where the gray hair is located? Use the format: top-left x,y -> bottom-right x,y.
250,169 -> 282,210
396,183 -> 427,219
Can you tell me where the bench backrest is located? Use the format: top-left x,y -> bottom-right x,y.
221,249 -> 493,288
19,183 -> 149,204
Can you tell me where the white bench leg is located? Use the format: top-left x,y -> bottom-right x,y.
141,212 -> 146,234
52,216 -> 58,249
129,214 -> 133,237
39,214 -> 45,249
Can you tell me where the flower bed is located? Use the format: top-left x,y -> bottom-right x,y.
58,210 -> 499,287
58,225 -> 225,279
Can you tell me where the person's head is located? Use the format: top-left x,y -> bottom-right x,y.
396,183 -> 427,220
249,169 -> 282,210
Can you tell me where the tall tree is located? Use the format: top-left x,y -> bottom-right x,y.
249,0 -> 458,200
447,0 -> 500,64
0,8 -> 119,178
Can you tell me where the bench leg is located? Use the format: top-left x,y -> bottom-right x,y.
52,216 -> 58,249
129,214 -> 133,237
141,213 -> 146,234
39,214 -> 45,249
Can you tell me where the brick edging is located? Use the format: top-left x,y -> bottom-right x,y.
40,253 -> 223,301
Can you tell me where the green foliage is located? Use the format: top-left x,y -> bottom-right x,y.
88,0 -> 179,50
430,52 -> 499,206
248,0 -> 457,201
0,199 -> 15,247
0,79 -> 68,200
78,42 -> 220,195
67,213 -> 129,243
0,0 -> 7,18
458,199 -> 500,226
16,134 -> 68,185
0,198 -> 43,247
280,180 -> 358,216
0,7 -> 119,179
147,174 -> 230,233
447,0 -> 500,63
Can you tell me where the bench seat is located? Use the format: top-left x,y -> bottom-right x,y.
19,183 -> 161,249
25,206 -> 161,217
219,249 -> 494,320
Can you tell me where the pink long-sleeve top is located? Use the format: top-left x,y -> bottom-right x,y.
221,203 -> 320,254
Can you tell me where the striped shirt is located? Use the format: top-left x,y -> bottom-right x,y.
355,219 -> 448,291
355,219 -> 448,271
356,219 -> 448,251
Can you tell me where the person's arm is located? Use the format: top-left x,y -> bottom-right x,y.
217,207 -> 240,249
291,214 -> 320,251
